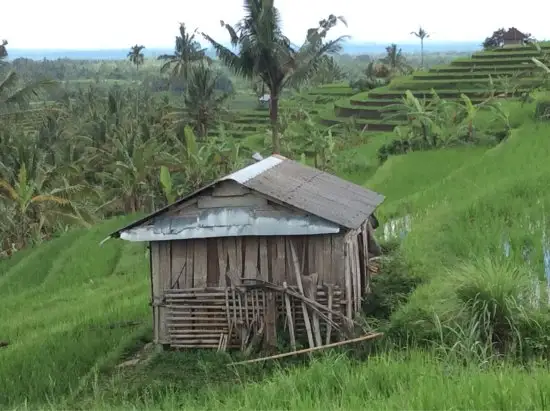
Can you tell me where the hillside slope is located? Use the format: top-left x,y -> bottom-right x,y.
2,100 -> 550,409
321,43 -> 550,131
0,217 -> 151,407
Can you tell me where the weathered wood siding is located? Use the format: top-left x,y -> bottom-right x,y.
153,234 -> 347,291
148,181 -> 372,345
150,233 -> 360,344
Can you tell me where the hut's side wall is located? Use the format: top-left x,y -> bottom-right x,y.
150,241 -> 172,344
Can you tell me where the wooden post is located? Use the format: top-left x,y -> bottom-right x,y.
264,290 -> 277,351
325,284 -> 333,344
344,241 -> 352,321
283,281 -> 297,351
304,273 -> 322,346
289,241 -> 315,348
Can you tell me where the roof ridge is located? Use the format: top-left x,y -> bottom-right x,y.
224,155 -> 284,184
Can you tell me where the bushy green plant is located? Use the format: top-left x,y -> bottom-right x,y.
387,257 -> 549,361
363,252 -> 423,320
535,99 -> 550,120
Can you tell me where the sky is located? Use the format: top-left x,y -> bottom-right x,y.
3,0 -> 550,49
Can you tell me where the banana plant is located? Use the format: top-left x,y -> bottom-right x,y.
159,166 -> 177,204
0,163 -> 83,248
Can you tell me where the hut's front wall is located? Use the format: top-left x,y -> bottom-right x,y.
150,230 -> 373,346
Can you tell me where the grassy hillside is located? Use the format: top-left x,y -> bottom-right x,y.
0,217 -> 152,407
2,95 -> 550,409
321,43 -> 550,131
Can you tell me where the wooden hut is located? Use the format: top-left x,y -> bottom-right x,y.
108,155 -> 384,351
502,27 -> 528,47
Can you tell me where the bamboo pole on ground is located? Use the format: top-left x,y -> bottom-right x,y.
228,332 -> 384,366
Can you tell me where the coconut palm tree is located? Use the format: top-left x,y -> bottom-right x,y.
184,63 -> 231,138
410,26 -> 430,69
158,23 -> 210,84
127,45 -> 145,70
164,63 -> 231,139
201,0 -> 348,154
381,44 -> 411,75
0,39 -> 7,60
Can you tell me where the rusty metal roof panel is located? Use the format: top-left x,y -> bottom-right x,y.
119,207 -> 340,241
241,158 -> 384,229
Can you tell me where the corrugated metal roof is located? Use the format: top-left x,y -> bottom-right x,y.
241,158 -> 384,229
119,207 -> 340,242
109,155 -> 384,239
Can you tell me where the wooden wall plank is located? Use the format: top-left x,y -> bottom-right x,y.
361,223 -> 370,294
193,239 -> 208,288
344,239 -> 352,320
312,237 -> 325,283
222,237 -> 242,285
217,239 -> 228,287
351,238 -> 361,312
307,236 -> 317,277
206,238 -> 220,286
150,242 -> 161,343
183,240 -> 194,288
258,237 -> 269,281
170,240 -> 187,290
243,237 -> 259,279
323,236 -> 333,285
158,241 -> 172,344
331,234 -> 346,288
271,237 -> 286,284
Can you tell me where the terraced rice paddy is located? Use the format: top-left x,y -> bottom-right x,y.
319,44 -> 550,131
213,83 -> 355,139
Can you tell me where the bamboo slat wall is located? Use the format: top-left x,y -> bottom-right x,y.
163,286 -> 343,349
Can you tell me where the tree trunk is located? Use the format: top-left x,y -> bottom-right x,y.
269,94 -> 280,154
420,39 -> 424,69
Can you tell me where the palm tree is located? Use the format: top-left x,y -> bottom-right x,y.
127,45 -> 145,70
165,63 -> 231,138
184,63 -> 231,138
0,39 -> 7,60
201,0 -> 348,154
381,44 -> 411,75
158,23 -> 210,84
410,26 -> 430,69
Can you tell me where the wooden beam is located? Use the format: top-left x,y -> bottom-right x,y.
228,332 -> 384,366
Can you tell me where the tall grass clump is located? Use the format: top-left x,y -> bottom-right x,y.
388,257 -> 550,362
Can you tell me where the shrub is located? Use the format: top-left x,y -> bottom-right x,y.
377,137 -> 427,163
363,252 -> 423,321
349,76 -> 389,92
535,99 -> 550,120
387,257 -> 549,361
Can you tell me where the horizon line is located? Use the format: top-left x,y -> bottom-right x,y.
7,40 -> 485,51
